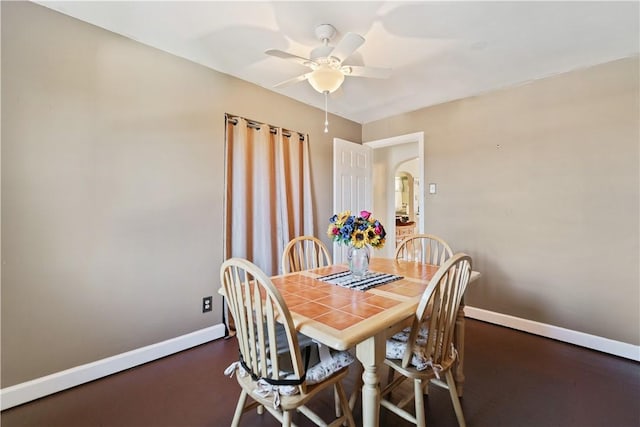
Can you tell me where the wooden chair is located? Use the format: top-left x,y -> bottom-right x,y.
221,257 -> 355,427
276,236 -> 331,356
380,253 -> 472,427
395,234 -> 453,266
281,236 -> 354,414
279,236 -> 330,351
281,235 -> 331,274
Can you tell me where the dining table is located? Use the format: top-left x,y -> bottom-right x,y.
266,257 -> 480,427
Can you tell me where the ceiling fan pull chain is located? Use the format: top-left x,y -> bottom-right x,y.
324,91 -> 329,133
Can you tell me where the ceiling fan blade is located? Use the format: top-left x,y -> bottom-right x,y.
343,65 -> 392,79
329,32 -> 365,64
265,49 -> 314,67
273,73 -> 311,88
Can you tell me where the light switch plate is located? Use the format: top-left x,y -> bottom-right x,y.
429,183 -> 437,194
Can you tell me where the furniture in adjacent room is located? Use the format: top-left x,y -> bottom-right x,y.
395,221 -> 416,247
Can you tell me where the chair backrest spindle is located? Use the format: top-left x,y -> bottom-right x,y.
405,253 -> 472,369
282,235 -> 331,274
395,234 -> 453,266
221,258 -> 307,393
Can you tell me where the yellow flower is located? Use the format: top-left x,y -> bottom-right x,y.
336,210 -> 351,225
367,226 -> 387,248
351,229 -> 367,248
366,227 -> 379,244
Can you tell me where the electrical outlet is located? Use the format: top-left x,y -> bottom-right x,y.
202,296 -> 212,313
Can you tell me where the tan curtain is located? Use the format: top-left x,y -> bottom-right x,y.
224,115 -> 314,276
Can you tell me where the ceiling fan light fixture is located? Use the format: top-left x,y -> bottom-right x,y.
307,65 -> 344,93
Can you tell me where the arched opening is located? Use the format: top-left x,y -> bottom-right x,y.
365,132 -> 424,258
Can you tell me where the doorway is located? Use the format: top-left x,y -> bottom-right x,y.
364,132 -> 424,259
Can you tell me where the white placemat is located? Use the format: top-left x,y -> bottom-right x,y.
317,270 -> 403,291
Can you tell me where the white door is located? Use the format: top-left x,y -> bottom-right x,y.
332,138 -> 373,264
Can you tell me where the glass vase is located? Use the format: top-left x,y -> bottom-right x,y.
347,245 -> 370,279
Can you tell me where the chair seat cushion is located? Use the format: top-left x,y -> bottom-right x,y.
385,326 -> 430,370
226,349 -> 353,396
305,349 -> 354,385
272,324 -> 353,384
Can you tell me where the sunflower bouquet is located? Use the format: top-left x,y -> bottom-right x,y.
327,210 -> 387,249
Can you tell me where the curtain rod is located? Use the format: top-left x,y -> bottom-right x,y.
226,115 -> 305,140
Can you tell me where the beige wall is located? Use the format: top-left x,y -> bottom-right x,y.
364,56 -> 640,345
1,2 -> 360,387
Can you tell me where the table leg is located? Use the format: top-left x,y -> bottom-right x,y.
454,300 -> 466,397
356,332 -> 385,427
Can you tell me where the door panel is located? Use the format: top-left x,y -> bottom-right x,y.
332,138 -> 372,264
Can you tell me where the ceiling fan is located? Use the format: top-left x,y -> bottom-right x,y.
265,24 -> 391,132
265,24 -> 391,94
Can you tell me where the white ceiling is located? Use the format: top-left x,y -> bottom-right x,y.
37,1 -> 639,124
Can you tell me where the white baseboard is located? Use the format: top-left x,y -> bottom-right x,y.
0,323 -> 226,411
3,311 -> 638,410
465,306 -> 640,362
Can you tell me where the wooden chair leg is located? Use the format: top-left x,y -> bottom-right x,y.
336,381 -> 356,427
231,390 -> 248,427
386,365 -> 395,386
445,371 -> 466,427
282,409 -> 292,427
349,366 -> 363,410
414,379 -> 426,427
385,365 -> 396,401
